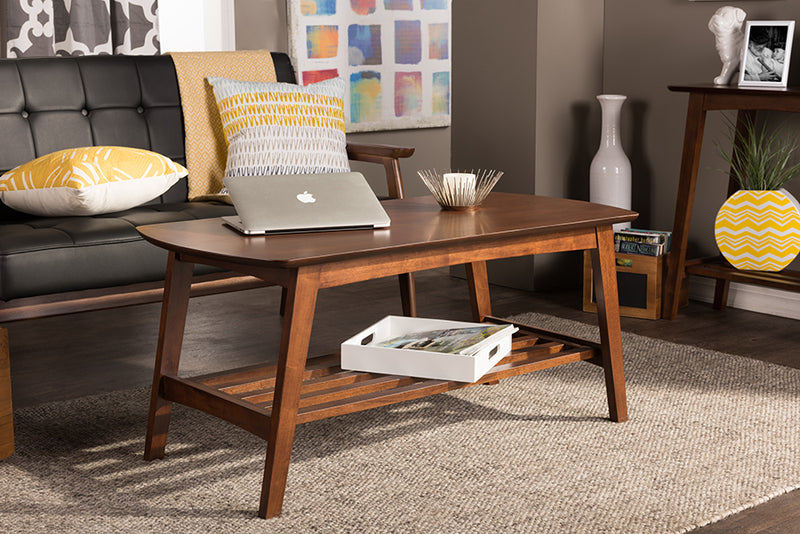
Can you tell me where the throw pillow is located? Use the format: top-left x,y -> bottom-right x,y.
168,50 -> 277,201
0,146 -> 187,216
206,76 -> 350,178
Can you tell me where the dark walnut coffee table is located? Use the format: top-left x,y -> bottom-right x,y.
138,192 -> 637,518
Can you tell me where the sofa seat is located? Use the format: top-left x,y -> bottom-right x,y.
0,201 -> 235,301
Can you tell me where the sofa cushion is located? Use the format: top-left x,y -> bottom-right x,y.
0,147 -> 187,216
0,201 -> 236,301
207,76 -> 349,178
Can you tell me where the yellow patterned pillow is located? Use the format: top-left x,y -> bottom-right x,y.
206,76 -> 350,177
0,146 -> 187,216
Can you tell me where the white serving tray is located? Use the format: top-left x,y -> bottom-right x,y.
340,316 -> 518,383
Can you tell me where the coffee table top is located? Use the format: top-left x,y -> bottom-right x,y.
138,193 -> 637,268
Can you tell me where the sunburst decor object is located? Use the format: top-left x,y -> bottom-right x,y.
417,168 -> 503,210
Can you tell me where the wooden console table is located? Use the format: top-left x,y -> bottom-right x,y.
664,84 -> 800,320
138,193 -> 636,518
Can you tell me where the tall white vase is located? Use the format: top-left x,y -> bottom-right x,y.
590,94 -> 632,230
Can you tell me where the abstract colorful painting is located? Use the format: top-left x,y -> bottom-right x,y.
288,0 -> 451,132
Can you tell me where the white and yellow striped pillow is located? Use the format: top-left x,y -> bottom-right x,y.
0,146 -> 187,216
206,76 -> 349,178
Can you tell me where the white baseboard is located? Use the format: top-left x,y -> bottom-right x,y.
688,276 -> 800,320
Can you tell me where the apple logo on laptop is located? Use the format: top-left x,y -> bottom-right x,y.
296,191 -> 316,203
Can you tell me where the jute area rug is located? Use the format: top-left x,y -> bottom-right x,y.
1,312 -> 798,533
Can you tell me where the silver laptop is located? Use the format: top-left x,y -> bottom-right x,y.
222,172 -> 391,235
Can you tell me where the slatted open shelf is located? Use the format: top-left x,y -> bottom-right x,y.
159,318 -> 603,439
685,256 -> 800,292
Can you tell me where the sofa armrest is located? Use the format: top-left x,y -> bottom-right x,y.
346,142 -> 415,199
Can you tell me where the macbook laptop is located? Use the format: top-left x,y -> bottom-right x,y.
222,172 -> 391,235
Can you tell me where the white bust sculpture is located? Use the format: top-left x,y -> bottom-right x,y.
708,6 -> 747,85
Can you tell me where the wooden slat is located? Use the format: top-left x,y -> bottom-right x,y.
236,370 -> 373,403
261,374 -> 420,411
296,379 -> 453,423
197,353 -> 340,389
490,315 -> 602,351
510,334 -> 542,350
482,348 -> 596,380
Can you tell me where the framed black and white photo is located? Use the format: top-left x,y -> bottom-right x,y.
739,21 -> 795,87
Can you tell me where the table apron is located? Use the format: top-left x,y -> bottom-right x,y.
176,227 -> 601,290
702,93 -> 800,113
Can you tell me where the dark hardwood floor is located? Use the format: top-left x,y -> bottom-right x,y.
4,268 -> 799,532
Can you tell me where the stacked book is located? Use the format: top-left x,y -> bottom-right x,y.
614,228 -> 672,256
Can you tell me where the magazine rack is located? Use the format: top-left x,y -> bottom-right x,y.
583,251 -> 668,320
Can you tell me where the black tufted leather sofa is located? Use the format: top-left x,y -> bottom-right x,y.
0,53 -> 414,321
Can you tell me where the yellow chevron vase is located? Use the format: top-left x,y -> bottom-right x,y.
714,189 -> 800,271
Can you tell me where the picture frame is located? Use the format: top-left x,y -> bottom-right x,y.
738,20 -> 795,87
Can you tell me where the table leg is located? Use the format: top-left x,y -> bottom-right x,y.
590,226 -> 628,423
465,261 -> 492,321
665,93 -> 707,320
398,273 -> 417,317
259,266 -> 321,518
144,253 -> 194,460
712,110 -> 752,312
713,279 -> 730,310
0,328 -> 13,460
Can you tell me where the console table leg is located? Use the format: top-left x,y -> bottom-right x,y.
665,93 -> 707,320
465,261 -> 492,321
713,279 -> 730,310
259,266 -> 320,519
144,253 -> 194,461
591,226 -> 628,423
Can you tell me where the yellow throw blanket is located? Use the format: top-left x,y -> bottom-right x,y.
168,51 -> 277,201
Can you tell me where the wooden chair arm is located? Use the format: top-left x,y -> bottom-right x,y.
346,142 -> 415,199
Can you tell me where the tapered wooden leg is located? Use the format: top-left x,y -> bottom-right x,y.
465,261 -> 492,322
144,253 -> 194,460
279,287 -> 288,316
398,273 -> 417,317
713,279 -> 730,310
259,266 -> 321,518
665,93 -> 706,320
590,226 -> 628,423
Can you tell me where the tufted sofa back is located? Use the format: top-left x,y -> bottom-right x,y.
0,53 -> 297,211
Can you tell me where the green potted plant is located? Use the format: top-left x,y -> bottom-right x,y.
713,113 -> 800,271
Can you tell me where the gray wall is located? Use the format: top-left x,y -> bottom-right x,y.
450,0 -> 604,290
